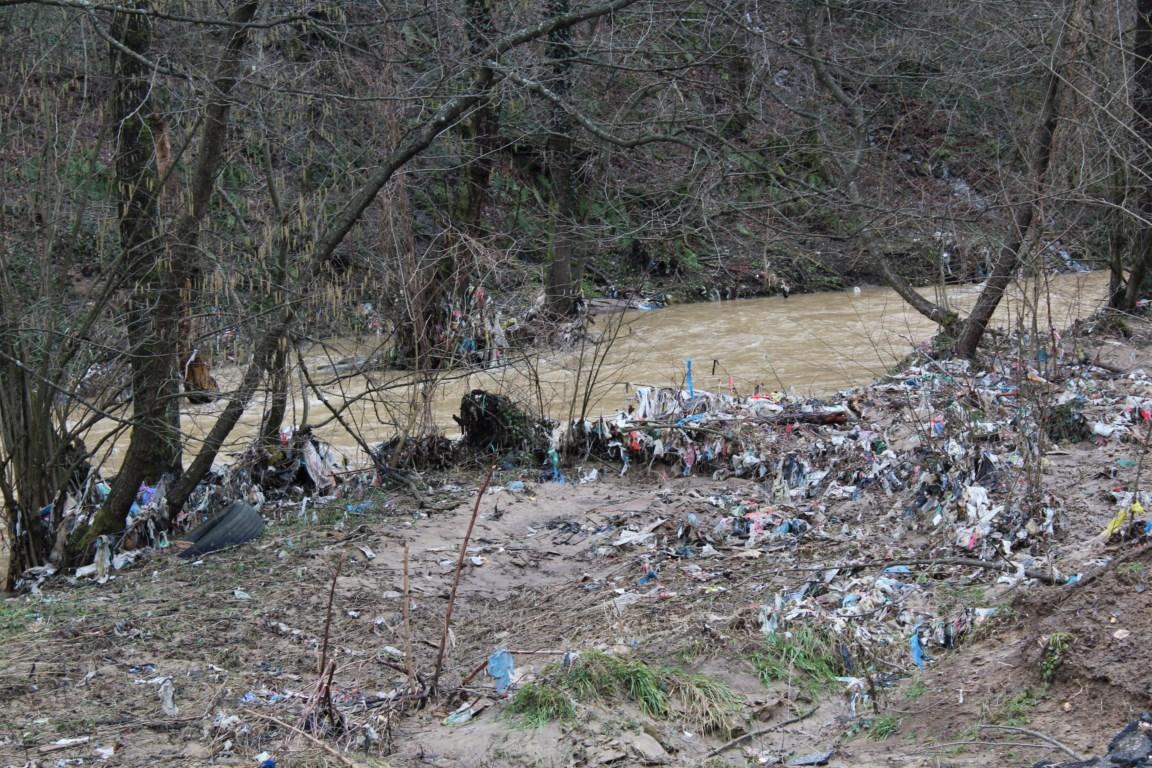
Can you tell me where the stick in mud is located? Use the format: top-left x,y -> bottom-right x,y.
706,705 -> 818,757
318,554 -> 346,676
431,465 -> 496,692
978,725 -> 1085,760
402,542 -> 416,691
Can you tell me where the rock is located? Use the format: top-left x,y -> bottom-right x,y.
1105,716 -> 1152,765
640,722 -> 676,754
181,742 -> 212,759
630,732 -> 670,764
788,750 -> 836,766
595,748 -> 628,764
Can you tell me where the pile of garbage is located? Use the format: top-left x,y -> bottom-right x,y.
16,425 -> 350,591
543,348 -> 1152,678
574,366 -> 1045,559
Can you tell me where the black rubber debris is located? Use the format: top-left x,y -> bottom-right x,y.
177,501 -> 265,559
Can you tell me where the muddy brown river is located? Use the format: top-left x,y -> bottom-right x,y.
80,271 -> 1109,470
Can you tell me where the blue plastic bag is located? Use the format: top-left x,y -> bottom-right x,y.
910,624 -> 926,669
487,649 -> 515,694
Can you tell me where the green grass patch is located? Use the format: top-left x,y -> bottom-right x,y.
753,627 -> 845,693
507,681 -> 577,726
1117,562 -> 1145,582
904,677 -> 927,700
993,690 -> 1040,726
507,651 -> 741,735
674,637 -> 716,664
867,714 -> 902,740
936,582 -> 986,607
0,603 -> 34,639
666,672 -> 743,736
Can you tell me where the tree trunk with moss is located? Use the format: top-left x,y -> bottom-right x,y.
79,1 -> 259,557
87,3 -> 183,553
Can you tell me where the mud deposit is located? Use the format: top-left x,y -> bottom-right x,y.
5,312 -> 1152,768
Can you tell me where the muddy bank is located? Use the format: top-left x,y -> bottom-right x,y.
4,313 -> 1152,767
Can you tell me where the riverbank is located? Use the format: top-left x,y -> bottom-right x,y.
72,270 -> 1110,477
3,309 -> 1151,767
584,243 -> 1102,309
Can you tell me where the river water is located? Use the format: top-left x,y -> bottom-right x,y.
80,271 -> 1109,470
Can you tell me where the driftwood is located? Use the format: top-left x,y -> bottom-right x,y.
758,410 -> 849,426
454,389 -> 546,453
707,706 -> 818,757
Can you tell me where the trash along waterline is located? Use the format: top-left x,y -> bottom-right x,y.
77,271 -> 1108,470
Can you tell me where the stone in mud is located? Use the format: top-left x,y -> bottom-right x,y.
594,748 -> 628,764
181,742 -> 212,759
629,731 -> 670,764
787,750 -> 836,766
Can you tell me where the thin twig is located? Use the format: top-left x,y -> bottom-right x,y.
979,725 -> 1086,760
244,710 -> 362,767
402,542 -> 416,691
706,706 -> 818,757
921,740 -> 1053,751
431,465 -> 496,692
318,554 -> 346,676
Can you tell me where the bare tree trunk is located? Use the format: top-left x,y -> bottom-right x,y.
544,0 -> 582,316
952,204 -> 1044,357
953,0 -> 1083,357
165,315 -> 287,516
0,326 -> 67,584
878,260 -> 960,328
1115,0 -> 1152,310
458,0 -> 499,237
1107,153 -> 1132,308
397,0 -> 500,369
258,338 -> 290,448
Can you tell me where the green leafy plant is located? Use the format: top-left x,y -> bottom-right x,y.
904,677 -> 927,700
1041,632 -> 1074,685
0,604 -> 32,639
1117,562 -> 1145,583
993,690 -> 1040,726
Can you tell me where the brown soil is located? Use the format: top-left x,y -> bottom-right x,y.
5,324 -> 1152,768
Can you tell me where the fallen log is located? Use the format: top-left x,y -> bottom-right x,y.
757,409 -> 850,426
